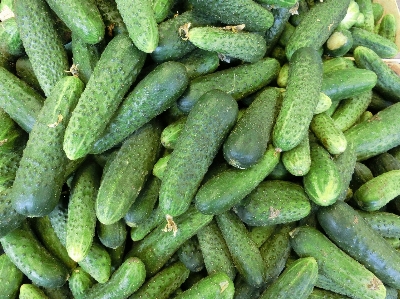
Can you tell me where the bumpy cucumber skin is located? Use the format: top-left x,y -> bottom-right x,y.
0,18 -> 24,57
152,0 -> 175,23
160,117 -> 187,150
0,223 -> 69,288
45,0 -> 105,44
130,261 -> 190,299
272,47 -> 322,152
11,76 -> 84,217
366,152 -> 400,177
358,211 -> 400,239
159,90 -> 238,217
177,237 -> 204,272
281,133 -> 311,176
66,161 -> 101,262
178,48 -> 220,80
189,0 -> 274,32
174,272 -> 235,299
187,26 -> 267,63
127,205 -> 213,277
69,267 -> 95,299
378,14 -> 397,43
355,0 -> 374,32
216,211 -> 265,288
303,143 -> 342,206
195,144 -> 280,216
14,0 -> 69,97
63,34 -> 146,160
248,225 -> 276,248
263,6 -> 291,55
344,102 -> 400,161
324,29 -> 353,57
0,66 -> 44,133
115,0 -> 158,53
19,284 -> 49,299
354,46 -> 400,103
309,288 -> 352,299
285,0 -> 350,59
223,87 -> 281,169
317,200 -> 400,289
96,120 -> 162,225
0,152 -> 23,193
83,257 -> 146,299
97,219 -> 127,249
91,61 -> 188,154
178,57 -> 280,113
197,220 -> 237,281
322,56 -> 355,74
0,253 -> 24,299
290,225 -> 387,299
235,180 -> 311,227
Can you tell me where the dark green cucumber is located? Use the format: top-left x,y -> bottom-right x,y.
11,76 -> 84,217
263,6 -> 291,55
189,0 -> 274,32
115,0 -> 158,53
177,57 -> 280,113
357,211 -> 400,239
177,48 -> 220,80
66,160 -> 101,262
177,236 -> 204,272
45,0 -> 105,44
365,152 -> 400,177
321,67 -> 377,102
272,47 -> 323,152
196,220 -> 237,281
0,189 -> 25,237
350,161 -> 374,192
344,102 -> 400,161
216,211 -> 265,288
232,274 -> 264,299
235,180 -> 311,226
290,225 -> 386,299
333,141 -> 357,202
91,61 -> 188,154
0,17 -> 24,57
223,87 -> 281,169
354,45 -> 400,103
248,225 -> 276,248
0,222 -> 69,288
107,241 -> 126,274
14,0 -> 69,96
160,117 -> 187,150
96,120 -> 162,225
303,142 -> 342,206
368,91 -> 394,114
351,27 -> 398,58
0,108 -> 27,154
63,34 -> 146,160
19,284 -> 49,299
285,0 -> 350,59
15,56 -> 43,92
0,66 -> 44,133
68,267 -> 95,299
129,261 -> 190,299
83,257 -> 146,299
195,144 -> 280,215
97,219 -> 127,249
281,133 -> 311,176
259,257 -> 318,299
378,14 -> 397,43
185,26 -> 267,63
355,0 -> 374,32
0,253 -> 24,299
126,205 -> 213,277
317,200 -> 400,289
159,90 -> 238,217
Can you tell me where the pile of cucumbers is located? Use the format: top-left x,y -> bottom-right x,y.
1,0 -> 400,298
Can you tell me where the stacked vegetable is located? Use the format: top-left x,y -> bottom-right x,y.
1,0 -> 400,298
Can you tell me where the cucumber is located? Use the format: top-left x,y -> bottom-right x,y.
290,225 -> 387,299
177,48 -> 219,80
68,267 -> 95,299
130,204 -> 164,241
184,26 -> 267,63
0,66 -> 44,133
368,91 -> 394,112
129,261 -> 190,299
91,61 -> 188,154
177,237 -> 204,272
160,117 -> 187,150
94,0 -> 127,36
0,17 -> 24,57
315,93 -> 332,115
0,253 -> 24,299
83,257 -> 146,299
322,57 -> 355,74
15,56 -> 43,92
303,142 -> 342,206
0,189 -> 25,238
333,141 -> 357,202
344,102 -> 400,161
354,0 -> 374,32
354,46 -> 400,103
309,288 -> 351,299
194,144 -> 280,215
272,46 -> 323,152
378,14 -> 397,43
321,67 -> 377,102
236,179 -> 311,226
350,161 -> 374,192
177,57 -> 280,113
11,76 -> 84,217
115,0 -> 158,53
0,108 -> 27,154
216,210 -> 265,288
281,133 -> 311,176
189,0 -> 274,32
45,0 -> 105,44
0,222 -> 69,288
66,160 -> 101,262
19,284 -> 50,299
324,28 -> 353,57
350,27 -> 398,58
366,152 -> 400,177
97,219 -> 127,249
317,200 -> 400,289
372,2 -> 384,25
152,0 -> 175,23
159,90 -> 238,218
126,205 -> 213,277
336,0 -> 360,30
63,34 -> 146,160
285,0 -> 350,59
197,220 -> 237,281
277,63 -> 289,87
278,22 -> 295,47
107,241 -> 126,274
14,0 -> 70,96
263,6 -> 291,55
357,211 -> 400,239
248,225 -> 276,248
259,257 -> 318,299
223,87 -> 281,169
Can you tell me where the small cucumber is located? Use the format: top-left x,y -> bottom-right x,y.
350,161 -> 374,192
14,0 -> 69,96
107,241 -> 126,274
177,48 -> 220,80
216,211 -> 265,288
160,117 -> 187,150
272,46 -> 323,152
378,14 -> 397,43
278,22 -> 295,47
0,253 -> 24,299
314,93 -> 332,115
152,0 -> 175,23
69,267 -> 95,299
159,90 -> 238,218
177,237 -> 205,272
263,6 -> 291,55
281,133 -> 311,176
97,219 -> 127,249
372,2 -> 384,24
19,284 -> 50,299
317,200 -> 400,289
324,28 -> 353,57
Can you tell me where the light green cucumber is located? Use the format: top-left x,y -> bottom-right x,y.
281,134 -> 311,176
68,267 -> 95,299
355,0 -> 374,32
0,253 -> 24,299
314,93 -> 332,114
277,63 -> 289,87
177,48 -> 220,80
19,284 -> 50,299
322,57 -> 355,74
97,219 -> 127,249
152,0 -> 175,23
152,153 -> 171,180
160,117 -> 187,150
378,14 -> 397,43
309,288 -> 351,298
336,0 -> 360,30
372,2 -> 384,24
